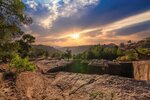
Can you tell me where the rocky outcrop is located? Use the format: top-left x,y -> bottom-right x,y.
1,59 -> 150,99
88,60 -> 133,78
16,72 -> 150,100
34,59 -> 73,73
133,60 -> 150,81
35,59 -> 150,81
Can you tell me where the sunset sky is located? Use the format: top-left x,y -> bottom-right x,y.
22,0 -> 150,47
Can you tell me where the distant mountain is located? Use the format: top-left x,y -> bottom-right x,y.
102,43 -> 117,48
32,43 -> 118,55
32,45 -> 61,53
58,45 -> 94,55
58,44 -> 118,55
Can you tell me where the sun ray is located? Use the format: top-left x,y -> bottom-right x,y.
70,33 -> 80,40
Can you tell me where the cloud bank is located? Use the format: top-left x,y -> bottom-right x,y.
23,0 -> 99,29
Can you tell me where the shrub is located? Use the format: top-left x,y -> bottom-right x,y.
116,53 -> 138,61
10,54 -> 36,73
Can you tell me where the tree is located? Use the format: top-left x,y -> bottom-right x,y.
117,48 -> 124,56
17,34 -> 35,58
30,48 -> 46,58
51,52 -> 61,58
63,49 -> 72,60
45,51 -> 49,58
0,0 -> 34,61
125,39 -> 150,59
119,42 -> 125,49
0,0 -> 32,41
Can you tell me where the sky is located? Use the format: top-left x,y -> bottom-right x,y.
22,0 -> 150,47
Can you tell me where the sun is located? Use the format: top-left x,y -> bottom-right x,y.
70,33 -> 80,40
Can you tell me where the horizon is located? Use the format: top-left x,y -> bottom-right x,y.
22,0 -> 150,47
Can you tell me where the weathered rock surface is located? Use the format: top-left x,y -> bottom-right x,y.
0,60 -> 150,99
0,72 -> 27,100
16,72 -> 49,99
16,72 -> 150,100
133,60 -> 150,81
35,59 -> 73,73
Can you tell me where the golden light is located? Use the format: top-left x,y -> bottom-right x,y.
70,33 -> 80,40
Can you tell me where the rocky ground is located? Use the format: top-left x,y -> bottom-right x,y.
0,75 -> 27,100
0,60 -> 150,100
16,72 -> 150,100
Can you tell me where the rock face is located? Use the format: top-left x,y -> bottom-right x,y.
16,72 -> 150,100
133,60 -> 150,81
88,60 -> 133,78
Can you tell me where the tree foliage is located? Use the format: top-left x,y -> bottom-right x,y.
74,37 -> 150,61
17,34 -> 35,58
124,37 -> 150,60
0,0 -> 35,62
62,49 -> 72,60
75,45 -> 124,60
10,54 -> 36,73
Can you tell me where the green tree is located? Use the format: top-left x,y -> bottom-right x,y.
62,49 -> 72,60
17,34 -> 35,58
0,0 -> 34,61
126,38 -> 150,60
0,0 -> 32,41
51,52 -> 61,58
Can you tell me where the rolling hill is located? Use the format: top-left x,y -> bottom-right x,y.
58,45 -> 94,55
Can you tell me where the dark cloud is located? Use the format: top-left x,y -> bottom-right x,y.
114,21 -> 150,36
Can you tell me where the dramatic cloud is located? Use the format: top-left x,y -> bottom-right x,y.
22,0 -> 150,46
24,0 -> 38,10
114,21 -> 150,36
72,10 -> 150,37
103,11 -> 150,33
23,0 -> 99,29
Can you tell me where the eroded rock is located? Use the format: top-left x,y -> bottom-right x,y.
16,72 -> 150,100
133,60 -> 150,81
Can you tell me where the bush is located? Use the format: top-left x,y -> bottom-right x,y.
116,53 -> 138,61
10,54 -> 36,73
